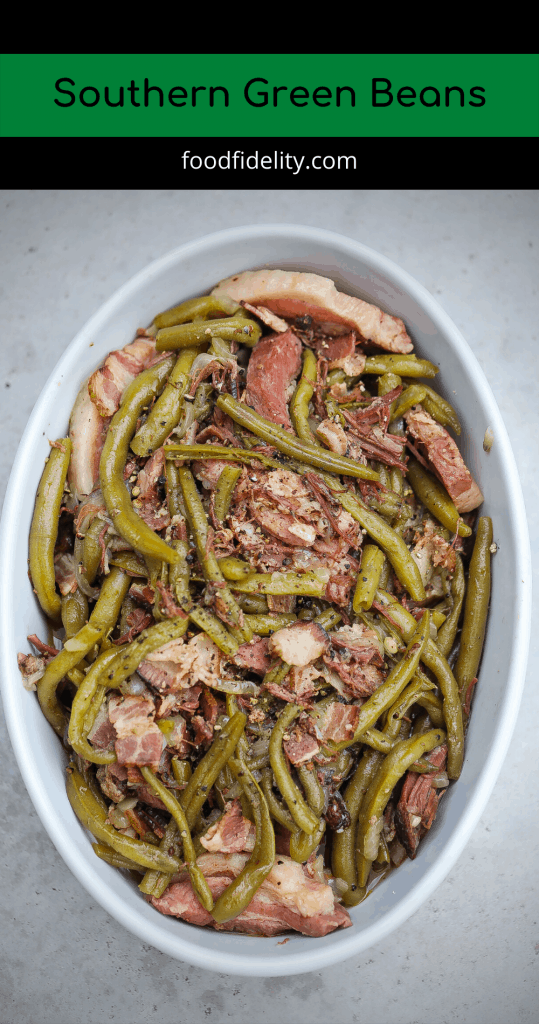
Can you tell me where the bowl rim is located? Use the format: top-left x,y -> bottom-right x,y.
0,223 -> 531,976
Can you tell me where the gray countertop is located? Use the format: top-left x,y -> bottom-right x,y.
1,189 -> 537,1024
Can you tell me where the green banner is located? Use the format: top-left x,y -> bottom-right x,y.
1,53 -> 537,137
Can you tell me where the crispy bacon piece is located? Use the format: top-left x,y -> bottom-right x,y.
151,852 -> 352,936
283,723 -> 321,765
395,744 -> 448,858
200,799 -> 256,854
318,702 -> 360,745
96,763 -> 129,803
240,300 -> 288,333
405,404 -> 483,512
108,694 -> 165,769
233,637 -> 272,677
88,338 -> 157,417
244,330 -> 302,429
138,634 -> 225,694
87,698 -> 115,751
212,269 -> 413,352
322,624 -> 386,699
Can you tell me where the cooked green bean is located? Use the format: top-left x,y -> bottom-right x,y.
390,384 -> 428,421
92,842 -> 144,871
290,819 -> 326,863
353,544 -> 386,612
103,616 -> 189,690
100,354 -> 178,563
269,704 -> 321,835
213,465 -> 242,525
236,594 -> 269,615
215,394 -> 380,481
107,552 -> 148,578
156,317 -> 262,351
406,458 -> 472,538
436,554 -> 465,657
37,567 -> 130,735
61,587 -> 89,639
455,517 -> 493,715
211,757 -> 275,923
408,382 -> 461,435
290,347 -> 317,443
29,438 -> 72,623
314,607 -> 342,631
260,768 -> 296,830
377,372 -> 402,397
153,295 -> 239,331
364,354 -> 439,378
66,765 -> 181,873
218,556 -> 254,581
165,443 -> 283,471
82,516 -> 108,585
331,749 -> 384,904
243,613 -> 296,634
140,767 -> 214,913
357,728 -> 446,862
181,712 -> 248,830
231,570 -> 330,598
138,819 -> 179,897
298,764 -> 325,816
189,605 -> 239,658
68,647 -> 122,763
178,466 -> 252,643
131,346 -> 202,457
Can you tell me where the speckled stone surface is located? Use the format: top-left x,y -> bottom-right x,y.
1,190 -> 537,1024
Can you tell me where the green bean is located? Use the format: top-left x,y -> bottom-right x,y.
165,459 -> 187,518
360,728 -> 395,753
364,354 -> 439,378
298,764 -> 325,816
156,317 -> 262,351
68,647 -> 122,763
353,545 -> 386,612
217,556 -> 253,581
99,354 -> 178,564
213,465 -> 242,525
390,384 -> 428,421
455,517 -> 492,715
29,438 -> 72,623
290,819 -> 326,863
92,842 -> 144,871
331,749 -> 384,904
244,613 -> 296,634
153,295 -> 239,331
181,712 -> 248,830
260,768 -> 296,830
269,704 -> 320,835
189,605 -> 239,658
357,728 -> 446,862
138,818 -> 179,897
37,567 -> 130,735
383,675 -> 436,741
107,552 -> 148,578
414,688 -> 445,728
131,346 -> 202,457
323,478 -> 426,601
377,372 -> 402,397
236,594 -> 268,615
215,395 -> 380,481
328,612 -> 431,753
103,616 -> 189,690
436,554 -> 465,657
165,443 -> 283,472
140,767 -> 214,913
406,458 -> 472,538
178,467 -> 252,643
374,590 -> 464,778
263,660 -> 291,687
61,588 -> 89,639
406,382 -> 461,435
82,516 -> 107,585
313,607 -> 342,632
171,757 -> 192,787
66,765 -> 181,873
211,757 -> 275,923
290,347 -> 317,444
231,570 -> 329,597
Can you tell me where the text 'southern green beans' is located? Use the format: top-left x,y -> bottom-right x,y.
153,295 -> 239,331
328,612 -> 431,753
357,728 -> 446,862
374,589 -> 464,778
231,569 -> 330,598
100,354 -> 178,564
213,465 -> 242,525
353,544 -> 386,612
211,757 -> 275,923
269,704 -> 320,835
156,317 -> 262,351
406,458 -> 472,538
181,712 -> 248,830
364,354 -> 439,378
290,347 -> 317,443
68,647 -> 123,763
455,517 -> 493,714
29,438 -> 72,623
66,765 -> 181,873
103,616 -> 189,690
331,749 -> 384,905
178,466 -> 252,643
188,605 -> 239,658
323,477 -> 426,602
37,567 -> 130,735
215,394 -> 380,481
131,346 -> 202,457
436,554 -> 465,658
139,767 -> 214,913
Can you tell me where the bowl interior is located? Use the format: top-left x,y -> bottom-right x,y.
0,225 -> 530,976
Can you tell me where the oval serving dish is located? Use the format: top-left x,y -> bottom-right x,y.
0,224 -> 531,976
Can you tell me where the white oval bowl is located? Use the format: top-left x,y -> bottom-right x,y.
0,224 -> 531,976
